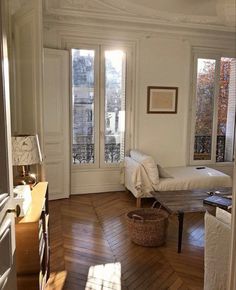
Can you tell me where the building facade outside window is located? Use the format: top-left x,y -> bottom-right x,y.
190,52 -> 236,164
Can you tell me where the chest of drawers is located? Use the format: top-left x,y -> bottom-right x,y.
15,182 -> 50,290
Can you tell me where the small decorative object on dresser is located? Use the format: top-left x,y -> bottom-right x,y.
15,182 -> 50,290
13,185 -> 32,217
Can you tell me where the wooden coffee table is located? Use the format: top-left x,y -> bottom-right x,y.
151,188 -> 231,253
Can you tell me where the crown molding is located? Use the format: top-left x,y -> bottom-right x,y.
43,14 -> 236,46
44,0 -> 236,34
43,20 -> 236,57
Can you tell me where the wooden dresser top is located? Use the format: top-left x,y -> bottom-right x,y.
19,182 -> 48,223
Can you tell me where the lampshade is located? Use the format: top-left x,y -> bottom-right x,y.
12,135 -> 42,166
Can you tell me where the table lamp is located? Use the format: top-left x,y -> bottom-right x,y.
12,135 -> 42,188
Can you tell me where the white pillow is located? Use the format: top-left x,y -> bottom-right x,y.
130,150 -> 159,185
157,164 -> 173,178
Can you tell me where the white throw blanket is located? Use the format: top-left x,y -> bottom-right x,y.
125,157 -> 153,197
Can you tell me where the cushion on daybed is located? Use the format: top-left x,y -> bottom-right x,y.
130,150 -> 159,186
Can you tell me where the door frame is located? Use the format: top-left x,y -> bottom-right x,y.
0,0 -> 17,289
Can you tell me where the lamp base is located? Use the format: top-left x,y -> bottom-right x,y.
14,166 -> 37,189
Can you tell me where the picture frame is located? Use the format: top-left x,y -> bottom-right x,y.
147,86 -> 178,114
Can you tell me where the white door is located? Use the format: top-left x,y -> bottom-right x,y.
0,1 -> 16,289
43,48 -> 70,200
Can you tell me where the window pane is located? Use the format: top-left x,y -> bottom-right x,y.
194,59 -> 216,160
104,50 -> 126,163
72,49 -> 95,164
217,57 -> 236,162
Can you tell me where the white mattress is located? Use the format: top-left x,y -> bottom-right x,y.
153,166 -> 232,191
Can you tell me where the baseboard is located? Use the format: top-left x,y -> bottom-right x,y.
48,193 -> 70,200
71,184 -> 125,194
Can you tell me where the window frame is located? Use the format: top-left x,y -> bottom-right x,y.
189,49 -> 236,165
70,43 -> 133,169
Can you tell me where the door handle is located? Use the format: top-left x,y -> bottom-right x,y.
7,205 -> 21,217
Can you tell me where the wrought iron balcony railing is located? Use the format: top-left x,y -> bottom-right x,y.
73,144 -> 94,164
194,135 -> 226,162
73,135 -> 226,164
72,143 -> 121,164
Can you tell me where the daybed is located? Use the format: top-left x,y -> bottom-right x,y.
125,150 -> 232,207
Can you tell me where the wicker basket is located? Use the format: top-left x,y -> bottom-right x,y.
126,208 -> 169,247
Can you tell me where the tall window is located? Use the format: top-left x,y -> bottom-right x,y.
191,55 -> 236,163
72,47 -> 127,167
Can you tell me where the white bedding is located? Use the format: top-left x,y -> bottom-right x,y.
125,157 -> 232,198
154,166 -> 232,191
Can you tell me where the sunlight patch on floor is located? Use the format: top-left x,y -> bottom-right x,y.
46,270 -> 67,290
86,262 -> 121,290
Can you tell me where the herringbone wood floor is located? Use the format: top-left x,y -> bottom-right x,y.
46,191 -> 205,290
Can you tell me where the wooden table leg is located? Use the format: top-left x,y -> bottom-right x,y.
178,211 -> 184,253
136,197 -> 141,208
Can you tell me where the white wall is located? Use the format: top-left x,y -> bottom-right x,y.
135,35 -> 235,175
136,36 -> 190,167
43,17 -> 236,191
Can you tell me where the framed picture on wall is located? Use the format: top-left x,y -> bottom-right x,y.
147,86 -> 178,114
